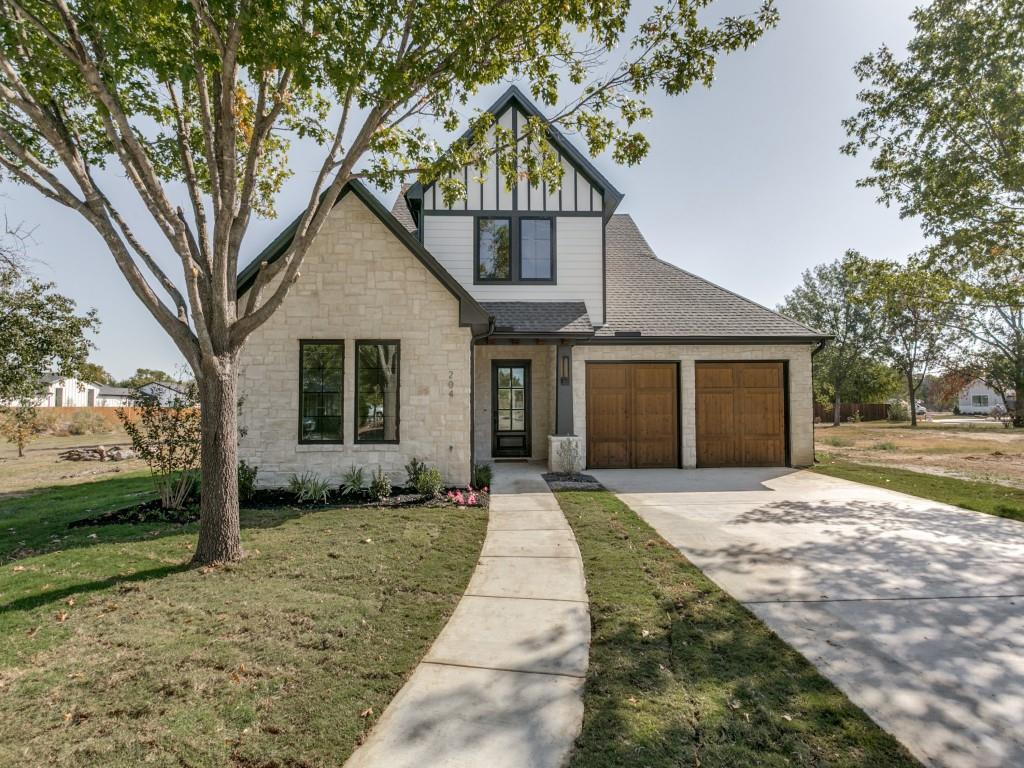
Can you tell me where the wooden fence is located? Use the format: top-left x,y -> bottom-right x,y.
813,402 -> 889,423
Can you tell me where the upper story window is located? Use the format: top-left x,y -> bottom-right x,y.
476,215 -> 554,284
520,218 -> 552,280
478,218 -> 510,280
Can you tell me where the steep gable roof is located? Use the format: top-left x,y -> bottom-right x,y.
236,180 -> 490,334
599,215 -> 826,341
403,85 -> 623,225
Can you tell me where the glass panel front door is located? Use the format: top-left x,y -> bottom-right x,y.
493,362 -> 530,457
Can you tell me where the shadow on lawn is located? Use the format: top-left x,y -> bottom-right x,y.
1,562 -> 191,614
0,473 -> 321,564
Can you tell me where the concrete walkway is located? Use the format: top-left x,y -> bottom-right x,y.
345,463 -> 589,768
592,467 -> 1024,768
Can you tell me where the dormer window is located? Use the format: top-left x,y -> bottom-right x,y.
475,215 -> 555,284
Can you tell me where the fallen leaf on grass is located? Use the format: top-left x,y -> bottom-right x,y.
782,714 -> 793,721
55,611 -> 68,623
65,597 -> 75,607
26,626 -> 39,638
359,707 -> 374,718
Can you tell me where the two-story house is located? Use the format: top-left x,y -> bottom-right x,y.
236,87 -> 827,486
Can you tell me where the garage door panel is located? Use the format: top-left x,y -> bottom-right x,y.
586,363 -> 678,469
697,362 -> 786,468
695,365 -> 734,389
738,364 -> 782,389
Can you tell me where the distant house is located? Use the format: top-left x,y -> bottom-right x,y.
958,379 -> 1015,415
30,374 -> 102,407
137,381 -> 189,406
96,385 -> 135,408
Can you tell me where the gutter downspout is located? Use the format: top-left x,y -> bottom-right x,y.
468,316 -> 497,483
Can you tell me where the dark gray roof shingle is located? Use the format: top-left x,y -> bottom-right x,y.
600,214 -> 824,339
390,187 -> 417,234
482,301 -> 593,335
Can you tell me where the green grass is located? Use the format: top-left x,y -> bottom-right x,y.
822,436 -> 853,447
0,477 -> 487,767
555,490 -> 920,768
814,456 -> 1024,523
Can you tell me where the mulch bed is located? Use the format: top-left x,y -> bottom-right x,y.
69,486 -> 488,528
542,472 -> 605,491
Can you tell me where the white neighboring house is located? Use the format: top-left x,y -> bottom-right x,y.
96,385 -> 135,407
958,379 -> 1014,415
137,381 -> 189,406
30,374 -> 102,407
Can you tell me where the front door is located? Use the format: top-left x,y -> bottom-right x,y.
492,361 -> 531,458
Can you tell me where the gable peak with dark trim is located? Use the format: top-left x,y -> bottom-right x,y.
403,85 -> 623,226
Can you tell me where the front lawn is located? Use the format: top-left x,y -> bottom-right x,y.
814,455 -> 1024,523
0,478 -> 487,767
555,490 -> 920,768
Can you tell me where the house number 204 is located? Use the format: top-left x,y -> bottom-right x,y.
448,371 -> 455,398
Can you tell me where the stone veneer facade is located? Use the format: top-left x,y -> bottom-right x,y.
570,343 -> 816,468
237,193 -> 473,487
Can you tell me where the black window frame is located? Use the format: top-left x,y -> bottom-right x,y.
472,212 -> 557,285
354,339 -> 401,445
474,216 -> 512,283
517,216 -> 555,282
298,339 -> 345,445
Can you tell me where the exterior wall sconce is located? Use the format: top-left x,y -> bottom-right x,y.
559,354 -> 570,384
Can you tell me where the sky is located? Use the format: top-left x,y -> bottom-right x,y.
0,0 -> 927,381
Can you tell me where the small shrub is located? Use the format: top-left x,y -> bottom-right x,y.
952,404 -> 961,415
0,406 -> 41,457
68,410 -> 109,435
848,410 -> 863,424
118,385 -> 201,510
370,467 -> 392,504
446,486 -> 482,506
415,466 -> 445,498
888,401 -> 909,422
288,471 -> 330,504
873,441 -> 897,452
404,457 -> 427,488
339,465 -> 366,498
238,460 -> 259,503
472,463 -> 493,490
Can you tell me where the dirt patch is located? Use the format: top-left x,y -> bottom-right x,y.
815,423 -> 1024,489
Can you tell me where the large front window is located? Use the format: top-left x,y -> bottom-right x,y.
477,218 -> 510,280
972,395 -> 989,407
356,341 -> 400,443
299,341 -> 343,443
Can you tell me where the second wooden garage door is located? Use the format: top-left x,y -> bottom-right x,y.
696,362 -> 786,467
586,363 -> 679,469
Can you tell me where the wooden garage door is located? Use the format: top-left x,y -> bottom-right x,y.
586,363 -> 679,469
696,362 -> 786,467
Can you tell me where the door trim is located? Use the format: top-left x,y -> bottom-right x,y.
491,360 -> 531,458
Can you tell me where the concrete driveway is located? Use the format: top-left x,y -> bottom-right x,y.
590,468 -> 1024,768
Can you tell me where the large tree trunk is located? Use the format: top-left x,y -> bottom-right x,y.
193,354 -> 243,565
1014,373 -> 1024,428
832,388 -> 842,427
907,372 -> 918,428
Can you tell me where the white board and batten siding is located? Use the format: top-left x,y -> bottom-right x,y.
420,107 -> 604,215
420,105 -> 606,323
423,215 -> 604,324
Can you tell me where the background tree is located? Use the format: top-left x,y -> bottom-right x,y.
0,0 -> 778,563
0,404 -> 41,457
843,0 -> 1024,424
79,360 -> 114,385
779,250 -> 880,425
860,256 -> 956,427
0,262 -> 98,413
120,368 -> 175,389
